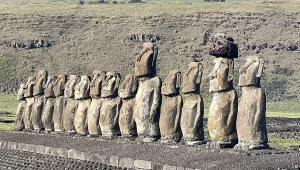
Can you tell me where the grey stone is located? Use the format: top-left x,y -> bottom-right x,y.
163,165 -> 177,170
109,156 -> 119,167
119,157 -> 134,168
134,160 -> 152,169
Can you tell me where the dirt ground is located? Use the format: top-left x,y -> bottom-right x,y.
0,11 -> 300,101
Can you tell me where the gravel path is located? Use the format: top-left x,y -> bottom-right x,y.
1,131 -> 300,169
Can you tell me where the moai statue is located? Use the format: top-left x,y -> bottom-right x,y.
23,76 -> 36,131
159,70 -> 183,143
180,62 -> 205,145
41,75 -> 56,132
31,70 -> 48,132
87,70 -> 106,137
235,56 -> 268,150
53,74 -> 67,132
63,75 -> 80,133
99,72 -> 121,138
207,33 -> 238,148
118,73 -> 138,139
74,75 -> 91,136
15,83 -> 26,131
134,42 -> 161,142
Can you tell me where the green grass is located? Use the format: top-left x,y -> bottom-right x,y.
268,137 -> 300,148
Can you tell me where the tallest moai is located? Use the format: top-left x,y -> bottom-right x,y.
207,33 -> 239,148
134,42 -> 162,142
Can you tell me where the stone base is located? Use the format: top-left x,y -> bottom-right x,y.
181,140 -> 205,146
135,137 -> 158,143
159,137 -> 180,144
234,142 -> 269,151
119,135 -> 136,141
206,141 -> 237,149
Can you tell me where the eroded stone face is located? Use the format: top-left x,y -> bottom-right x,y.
161,70 -> 181,95
54,74 -> 67,97
118,74 -> 137,99
180,93 -> 204,143
90,70 -> 106,99
74,75 -> 90,100
182,62 -> 203,94
238,56 -> 264,87
44,75 -> 55,98
209,57 -> 234,92
33,70 -> 48,96
134,76 -> 161,139
134,42 -> 158,78
64,75 -> 80,98
23,77 -> 36,98
208,90 -> 238,145
101,72 -> 120,98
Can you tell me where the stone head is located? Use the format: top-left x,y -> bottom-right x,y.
54,74 -> 67,97
24,76 -> 36,98
64,75 -> 80,98
162,70 -> 181,95
118,73 -> 138,99
182,62 -> 203,94
17,83 -> 25,101
44,75 -> 56,98
33,70 -> 48,96
90,70 -> 106,98
101,71 -> 121,98
238,56 -> 264,87
74,75 -> 91,100
134,42 -> 158,78
209,33 -> 238,59
209,57 -> 234,92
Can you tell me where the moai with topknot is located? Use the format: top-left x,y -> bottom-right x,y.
53,74 -> 67,132
15,83 -> 26,131
87,70 -> 106,137
42,75 -> 56,132
23,76 -> 36,131
99,72 -> 121,138
235,56 -> 268,150
74,75 -> 91,136
207,33 -> 238,148
118,73 -> 138,139
63,75 -> 80,133
180,62 -> 205,145
134,42 -> 162,142
159,70 -> 183,143
31,70 -> 48,132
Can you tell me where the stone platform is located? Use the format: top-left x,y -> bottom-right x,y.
0,131 -> 300,170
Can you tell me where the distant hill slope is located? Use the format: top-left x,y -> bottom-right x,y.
0,2 -> 299,101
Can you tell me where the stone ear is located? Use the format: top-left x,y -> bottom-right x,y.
228,59 -> 234,81
196,63 -> 203,84
176,72 -> 181,88
256,58 -> 264,78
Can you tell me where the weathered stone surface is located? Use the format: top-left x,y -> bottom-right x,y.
74,99 -> 91,135
63,97 -> 77,133
160,70 -> 182,142
134,76 -> 161,140
109,156 -> 119,167
119,157 -> 134,168
208,90 -> 238,146
236,56 -> 268,150
64,75 -> 80,98
208,33 -> 238,59
119,98 -> 136,137
134,160 -> 152,169
15,83 -> 25,131
90,70 -> 106,99
31,70 -> 48,131
119,74 -> 137,137
42,98 -> 55,131
53,74 -> 67,97
134,42 -> 158,78
23,76 -> 36,130
180,93 -> 204,143
42,75 -> 56,132
87,98 -> 103,136
182,62 -> 203,94
101,72 -> 121,98
99,97 -> 121,136
209,57 -> 234,93
54,96 -> 66,132
74,75 -> 90,100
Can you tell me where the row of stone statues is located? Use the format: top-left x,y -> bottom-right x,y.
14,35 -> 268,150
